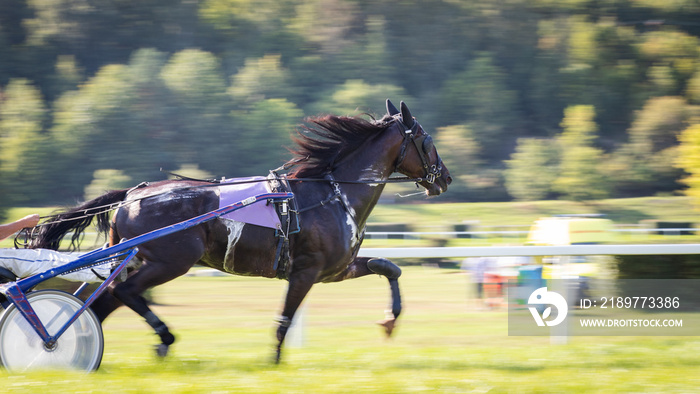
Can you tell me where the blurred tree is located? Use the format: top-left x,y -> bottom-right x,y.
628,96 -> 692,152
505,138 -> 560,201
232,98 -> 303,176
301,14 -> 395,102
229,54 -> 293,107
638,30 -> 699,94
434,125 -> 479,196
688,70 -> 700,104
471,0 -> 541,103
376,0 -> 478,96
346,16 -> 393,85
559,17 -> 642,144
84,169 -> 133,200
287,55 -> 336,108
554,105 -> 610,201
23,0 -> 201,74
2,0 -> 700,205
160,49 -> 234,173
677,124 -> 700,208
199,0 -> 302,75
290,0 -> 362,55
607,96 -> 691,196
0,0 -> 31,46
434,125 -> 477,199
308,79 -> 407,117
0,0 -> 32,87
51,49 -> 175,198
49,55 -> 83,99
287,14 -> 392,109
433,124 -> 507,201
526,18 -> 570,137
439,53 -> 519,161
0,79 -> 51,205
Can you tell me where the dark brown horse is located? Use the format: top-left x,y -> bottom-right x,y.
32,100 -> 451,362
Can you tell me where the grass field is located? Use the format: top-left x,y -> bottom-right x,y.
2,266 -> 699,393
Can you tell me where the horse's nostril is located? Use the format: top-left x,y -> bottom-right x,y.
446,175 -> 453,185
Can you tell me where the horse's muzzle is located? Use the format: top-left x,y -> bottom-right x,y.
424,173 -> 451,196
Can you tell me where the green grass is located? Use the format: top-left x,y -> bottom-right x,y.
3,267 -> 699,392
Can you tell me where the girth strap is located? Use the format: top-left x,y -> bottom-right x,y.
267,172 -> 296,280
273,236 -> 290,280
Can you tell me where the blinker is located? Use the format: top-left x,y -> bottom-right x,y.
421,135 -> 434,154
414,134 -> 433,155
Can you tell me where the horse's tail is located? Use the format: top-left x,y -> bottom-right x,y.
31,189 -> 130,250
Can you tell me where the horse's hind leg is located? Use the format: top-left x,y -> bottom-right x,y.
90,291 -> 124,322
111,259 -> 192,357
327,257 -> 403,336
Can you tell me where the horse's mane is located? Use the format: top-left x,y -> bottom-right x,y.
286,114 -> 396,178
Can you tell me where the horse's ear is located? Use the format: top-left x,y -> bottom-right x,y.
386,99 -> 399,116
400,101 -> 414,129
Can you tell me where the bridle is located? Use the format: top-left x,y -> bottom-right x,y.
393,117 -> 443,185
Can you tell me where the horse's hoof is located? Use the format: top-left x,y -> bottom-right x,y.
155,343 -> 170,358
376,318 -> 396,337
273,346 -> 283,365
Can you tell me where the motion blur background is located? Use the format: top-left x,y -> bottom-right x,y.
2,0 -> 700,216
4,2 -> 700,391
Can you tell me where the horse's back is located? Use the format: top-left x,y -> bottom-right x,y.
113,181 -> 220,269
118,180 -> 218,230
115,180 -> 280,278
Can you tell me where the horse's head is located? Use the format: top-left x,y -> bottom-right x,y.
387,100 -> 452,196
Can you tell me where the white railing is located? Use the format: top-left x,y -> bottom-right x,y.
365,228 -> 699,239
358,244 -> 700,258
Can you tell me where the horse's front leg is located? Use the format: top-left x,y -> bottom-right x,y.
275,266 -> 318,364
326,256 -> 403,337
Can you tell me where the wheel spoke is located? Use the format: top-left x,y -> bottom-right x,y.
0,290 -> 104,371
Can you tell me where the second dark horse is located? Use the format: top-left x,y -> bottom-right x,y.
32,100 -> 452,362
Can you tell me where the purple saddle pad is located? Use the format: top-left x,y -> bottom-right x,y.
218,176 -> 281,229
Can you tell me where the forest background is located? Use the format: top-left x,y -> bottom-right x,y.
3,0 -> 700,221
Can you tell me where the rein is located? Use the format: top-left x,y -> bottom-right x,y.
29,174 -> 425,229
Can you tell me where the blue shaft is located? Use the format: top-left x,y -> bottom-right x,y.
17,192 -> 293,292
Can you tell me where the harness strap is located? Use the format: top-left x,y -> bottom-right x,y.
325,173 -> 363,245
267,172 -> 296,279
273,238 -> 284,271
294,193 -> 339,214
289,173 -> 363,245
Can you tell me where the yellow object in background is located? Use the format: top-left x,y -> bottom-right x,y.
526,216 -> 616,246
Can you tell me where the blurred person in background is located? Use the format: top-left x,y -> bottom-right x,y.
462,256 -> 496,309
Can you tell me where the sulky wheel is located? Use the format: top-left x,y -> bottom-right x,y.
0,290 -> 104,372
